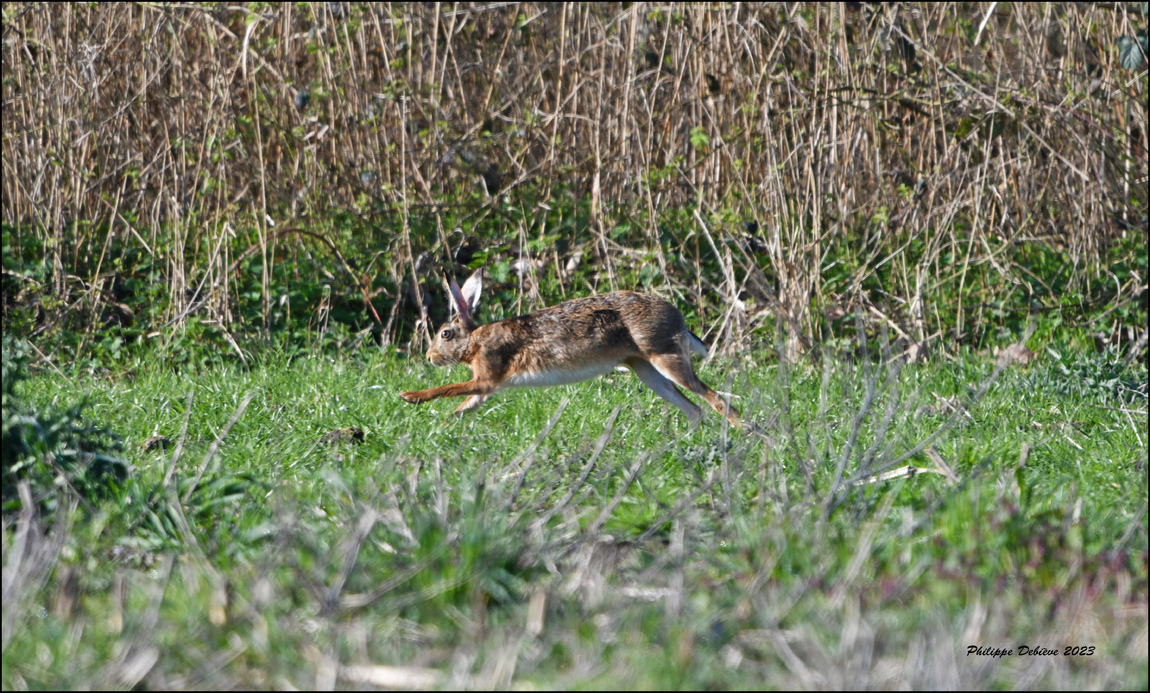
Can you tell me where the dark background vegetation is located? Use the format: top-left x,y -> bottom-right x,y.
2,2 -> 1145,366
1,2 -> 1147,689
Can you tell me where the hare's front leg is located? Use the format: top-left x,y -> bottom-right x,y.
400,380 -> 494,405
454,394 -> 490,414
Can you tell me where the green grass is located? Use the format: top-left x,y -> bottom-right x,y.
3,343 -> 1146,689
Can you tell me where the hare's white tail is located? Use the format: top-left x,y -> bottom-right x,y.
687,331 -> 708,358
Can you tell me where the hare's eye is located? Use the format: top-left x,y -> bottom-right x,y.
440,329 -> 452,340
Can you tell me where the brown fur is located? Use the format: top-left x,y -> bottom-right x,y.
400,271 -> 740,428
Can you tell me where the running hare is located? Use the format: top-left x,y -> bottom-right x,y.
400,269 -> 741,428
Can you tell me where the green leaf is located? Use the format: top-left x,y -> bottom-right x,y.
689,126 -> 710,150
467,251 -> 489,269
490,260 -> 510,283
1117,34 -> 1148,70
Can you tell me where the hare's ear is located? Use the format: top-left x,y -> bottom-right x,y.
459,268 -> 483,312
448,269 -> 483,329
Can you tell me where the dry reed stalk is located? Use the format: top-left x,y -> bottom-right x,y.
0,4 -> 1142,355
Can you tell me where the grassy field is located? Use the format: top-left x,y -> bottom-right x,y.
2,3 -> 1145,689
3,338 -> 1145,689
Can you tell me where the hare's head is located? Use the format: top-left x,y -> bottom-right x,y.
426,269 -> 483,366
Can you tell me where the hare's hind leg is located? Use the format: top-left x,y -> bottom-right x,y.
627,358 -> 704,424
647,353 -> 741,429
